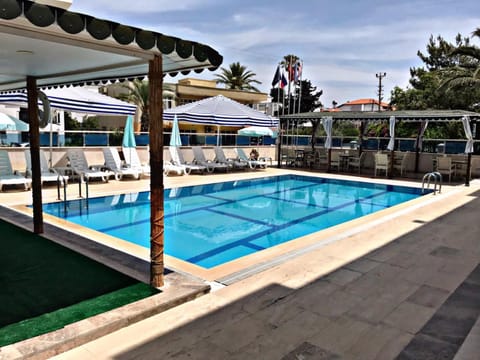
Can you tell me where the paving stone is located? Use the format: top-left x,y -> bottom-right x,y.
382,301 -> 436,334
347,295 -> 403,325
406,284 -> 450,308
344,257 -> 382,273
346,323 -> 411,360
430,246 -> 461,259
281,342 -> 341,360
396,333 -> 458,360
308,315 -> 374,354
205,316 -> 275,353
324,268 -> 362,286
303,289 -> 364,318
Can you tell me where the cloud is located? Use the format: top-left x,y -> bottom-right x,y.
70,0 -> 480,106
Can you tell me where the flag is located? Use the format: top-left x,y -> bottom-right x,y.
280,73 -> 288,89
294,62 -> 302,82
287,63 -> 294,81
271,66 -> 281,87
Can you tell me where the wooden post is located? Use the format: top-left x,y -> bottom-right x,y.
149,55 -> 164,288
389,150 -> 394,179
27,76 -> 43,234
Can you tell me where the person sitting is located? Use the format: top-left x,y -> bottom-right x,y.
250,149 -> 259,161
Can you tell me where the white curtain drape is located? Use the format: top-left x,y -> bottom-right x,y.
414,120 -> 429,150
462,115 -> 473,154
386,116 -> 395,151
321,117 -> 333,149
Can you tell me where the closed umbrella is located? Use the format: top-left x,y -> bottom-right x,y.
387,116 -> 395,151
169,114 -> 182,147
122,115 -> 136,148
122,115 -> 136,163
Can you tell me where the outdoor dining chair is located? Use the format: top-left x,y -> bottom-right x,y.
436,156 -> 454,182
374,152 -> 389,177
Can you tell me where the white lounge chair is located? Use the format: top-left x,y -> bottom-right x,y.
25,149 -> 68,186
214,146 -> 248,170
102,147 -> 141,181
192,146 -> 228,173
122,147 -> 150,177
164,160 -> 185,176
235,148 -> 267,169
67,149 -> 111,183
169,146 -> 206,175
0,150 -> 32,191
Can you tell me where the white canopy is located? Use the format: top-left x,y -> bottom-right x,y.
0,88 -> 136,115
163,95 -> 278,127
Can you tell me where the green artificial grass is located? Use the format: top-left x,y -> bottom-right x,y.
0,219 -> 158,346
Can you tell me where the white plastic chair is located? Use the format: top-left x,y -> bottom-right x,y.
25,149 -> 68,186
374,152 -> 389,177
436,156 -> 454,182
102,147 -> 140,180
0,150 -> 32,191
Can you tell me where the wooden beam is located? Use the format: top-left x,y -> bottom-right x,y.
26,76 -> 43,234
149,55 -> 164,288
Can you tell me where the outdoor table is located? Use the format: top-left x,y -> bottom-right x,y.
339,152 -> 353,171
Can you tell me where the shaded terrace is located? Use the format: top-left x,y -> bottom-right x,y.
278,110 -> 480,186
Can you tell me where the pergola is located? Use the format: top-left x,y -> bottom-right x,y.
0,0 -> 222,287
279,110 -> 480,186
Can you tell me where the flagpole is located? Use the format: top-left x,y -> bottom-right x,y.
276,62 -> 281,117
297,60 -> 303,114
287,56 -> 292,115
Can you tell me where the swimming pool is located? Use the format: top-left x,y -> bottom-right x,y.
42,175 -> 429,268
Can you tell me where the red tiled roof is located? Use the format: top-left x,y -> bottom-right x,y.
341,98 -> 389,107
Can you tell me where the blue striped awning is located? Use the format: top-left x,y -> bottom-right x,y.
0,88 -> 136,115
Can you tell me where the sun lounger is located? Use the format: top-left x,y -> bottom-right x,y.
102,147 -> 141,180
67,149 -> 111,183
164,160 -> 186,176
122,147 -> 150,177
0,150 -> 32,191
214,146 -> 248,170
192,146 -> 228,173
25,149 -> 68,186
169,146 -> 206,175
235,148 -> 267,169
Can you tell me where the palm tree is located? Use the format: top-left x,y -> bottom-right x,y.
441,28 -> 480,93
118,79 -> 150,131
215,62 -> 261,92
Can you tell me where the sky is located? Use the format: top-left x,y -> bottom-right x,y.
69,0 -> 480,108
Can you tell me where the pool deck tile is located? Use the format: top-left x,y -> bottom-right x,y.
1,169 -> 479,359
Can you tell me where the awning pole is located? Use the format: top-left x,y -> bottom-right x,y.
27,76 -> 43,234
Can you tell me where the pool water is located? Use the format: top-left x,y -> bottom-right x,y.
42,175 -> 428,268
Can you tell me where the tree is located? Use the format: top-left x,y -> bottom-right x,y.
441,28 -> 480,97
269,79 -> 322,115
215,62 -> 261,92
118,79 -> 149,131
391,34 -> 480,111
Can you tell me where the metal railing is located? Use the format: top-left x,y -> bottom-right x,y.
21,129 -> 479,155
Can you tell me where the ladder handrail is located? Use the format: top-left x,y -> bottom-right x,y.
422,171 -> 442,194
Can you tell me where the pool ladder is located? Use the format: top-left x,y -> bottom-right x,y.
422,172 -> 442,194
